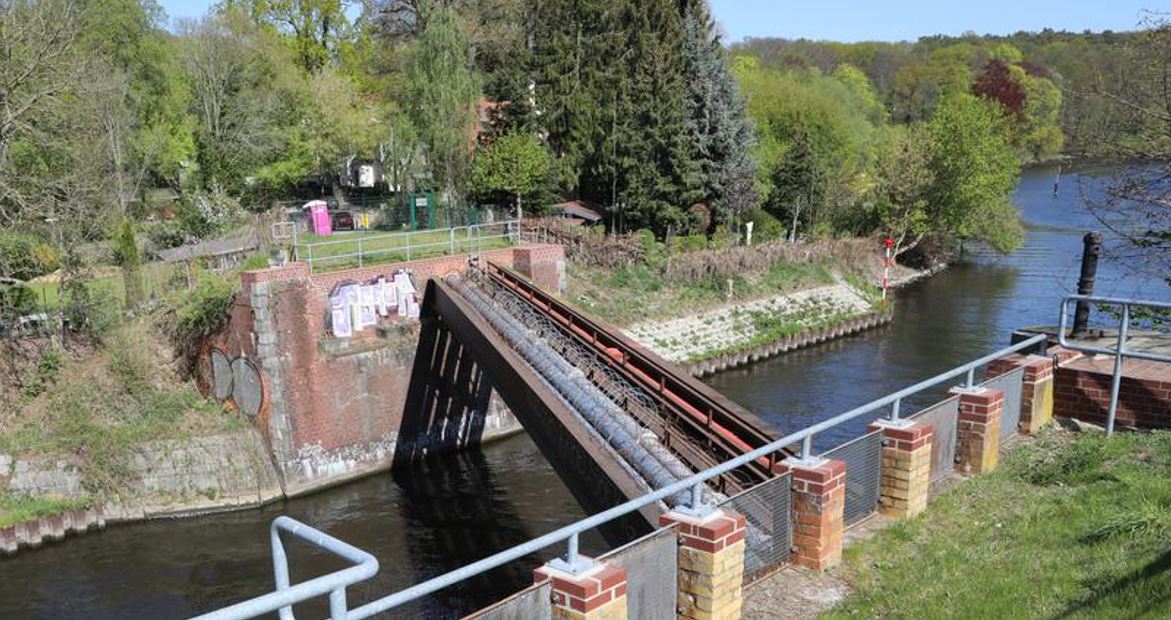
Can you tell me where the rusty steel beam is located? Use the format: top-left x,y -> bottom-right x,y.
423,277 -> 661,528
482,262 -> 788,492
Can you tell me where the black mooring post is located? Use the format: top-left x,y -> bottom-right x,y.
1072,232 -> 1102,337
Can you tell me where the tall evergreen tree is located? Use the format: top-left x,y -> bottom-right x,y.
613,0 -> 699,234
681,0 -> 758,232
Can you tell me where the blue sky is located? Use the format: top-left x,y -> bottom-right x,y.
159,0 -> 1157,41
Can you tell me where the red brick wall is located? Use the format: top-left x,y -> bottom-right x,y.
211,245 -> 565,495
1055,357 -> 1171,429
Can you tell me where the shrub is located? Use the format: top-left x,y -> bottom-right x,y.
0,231 -> 59,281
745,208 -> 785,243
164,269 -> 237,375
21,346 -> 62,398
0,283 -> 38,319
107,324 -> 154,395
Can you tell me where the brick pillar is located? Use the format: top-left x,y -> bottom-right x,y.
659,509 -> 747,620
785,458 -> 846,570
950,387 -> 1005,474
868,420 -> 933,519
987,354 -> 1057,434
533,560 -> 628,620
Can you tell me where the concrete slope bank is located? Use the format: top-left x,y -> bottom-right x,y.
625,282 -> 892,375
1,430 -> 282,555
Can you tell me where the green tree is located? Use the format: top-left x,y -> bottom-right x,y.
112,219 -> 143,309
617,0 -> 700,234
681,1 -> 758,232
926,92 -> 1023,253
229,0 -> 353,73
404,0 -> 480,207
470,132 -> 552,218
870,124 -> 934,256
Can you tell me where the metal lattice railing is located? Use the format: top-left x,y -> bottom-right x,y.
718,473 -> 792,584
822,430 -> 883,526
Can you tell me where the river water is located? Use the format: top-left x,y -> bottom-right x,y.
1,163 -> 1167,618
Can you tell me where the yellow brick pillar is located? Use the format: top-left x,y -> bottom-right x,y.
1019,355 -> 1056,433
659,509 -> 748,620
950,387 -> 1005,474
987,354 -> 1057,434
533,561 -> 628,620
869,420 -> 934,518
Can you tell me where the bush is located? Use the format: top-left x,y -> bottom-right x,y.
178,186 -> 243,240
164,270 -> 237,375
0,231 -> 59,281
107,324 -> 154,395
21,346 -> 62,398
635,229 -> 668,269
673,234 -> 709,254
0,283 -> 38,319
745,208 -> 786,243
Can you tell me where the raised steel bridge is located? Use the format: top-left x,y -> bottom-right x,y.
408,260 -> 789,528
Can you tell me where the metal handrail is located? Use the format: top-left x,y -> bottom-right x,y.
293,221 -> 521,273
192,516 -> 379,620
1057,295 -> 1171,434
193,333 -> 1047,620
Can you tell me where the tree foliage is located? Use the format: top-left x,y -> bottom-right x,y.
470,131 -> 552,215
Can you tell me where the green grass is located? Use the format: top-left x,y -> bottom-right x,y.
0,322 -> 247,498
297,226 -> 516,272
568,260 -> 836,326
26,261 -> 178,311
0,493 -> 93,528
828,429 -> 1171,619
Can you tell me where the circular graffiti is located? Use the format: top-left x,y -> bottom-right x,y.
230,357 -> 264,418
211,349 -> 233,402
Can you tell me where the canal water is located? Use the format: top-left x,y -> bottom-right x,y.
1,163 -> 1167,618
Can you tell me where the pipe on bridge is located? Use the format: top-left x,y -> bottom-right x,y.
451,275 -> 715,508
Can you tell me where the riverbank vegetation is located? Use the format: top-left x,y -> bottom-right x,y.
829,427 -> 1171,618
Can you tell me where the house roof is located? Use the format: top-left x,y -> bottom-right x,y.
554,200 -> 604,223
154,230 -> 260,263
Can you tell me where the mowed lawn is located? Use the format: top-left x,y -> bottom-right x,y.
828,428 -> 1171,619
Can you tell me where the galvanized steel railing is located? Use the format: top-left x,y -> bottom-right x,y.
1057,295 -> 1171,435
193,516 -> 378,620
293,221 -> 521,273
192,332 -> 1048,620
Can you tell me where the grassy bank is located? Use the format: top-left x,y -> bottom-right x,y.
829,428 -> 1171,618
568,260 -> 837,327
0,321 -> 246,517
0,493 -> 92,528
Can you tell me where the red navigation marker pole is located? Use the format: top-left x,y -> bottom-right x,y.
882,236 -> 894,303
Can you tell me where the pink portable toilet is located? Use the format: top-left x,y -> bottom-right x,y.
304,200 -> 332,236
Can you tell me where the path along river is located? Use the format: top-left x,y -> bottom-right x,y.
2,162 -> 1168,618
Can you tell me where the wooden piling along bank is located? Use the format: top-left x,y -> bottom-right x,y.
0,507 -> 106,555
684,312 -> 894,377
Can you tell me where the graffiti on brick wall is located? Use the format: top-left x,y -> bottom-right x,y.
328,270 -> 419,339
210,349 -> 264,417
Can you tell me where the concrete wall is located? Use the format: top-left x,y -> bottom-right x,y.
1,430 -> 282,554
209,245 -> 567,497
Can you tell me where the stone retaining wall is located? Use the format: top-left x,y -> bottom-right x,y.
684,312 -> 893,377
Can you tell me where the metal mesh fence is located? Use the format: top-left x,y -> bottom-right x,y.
984,366 -> 1024,440
461,581 -> 551,620
909,397 -> 960,483
822,430 -> 883,526
718,473 -> 792,584
597,527 -> 678,620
